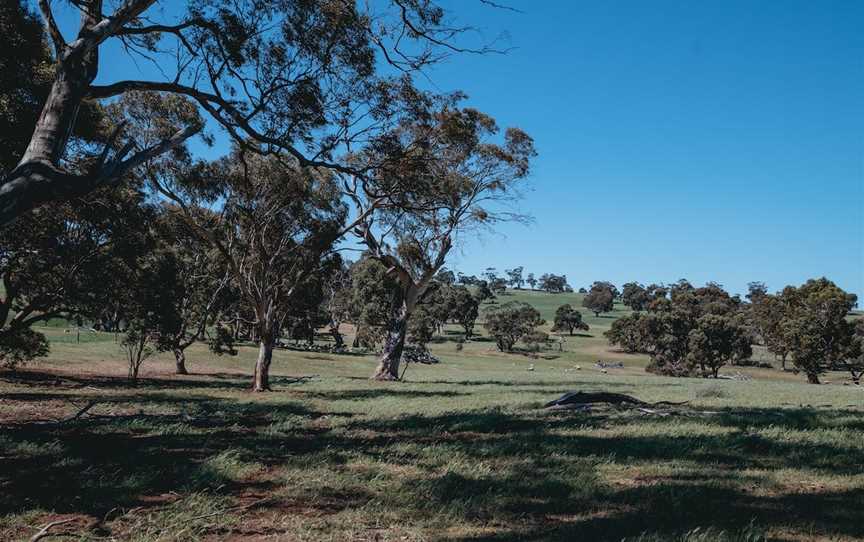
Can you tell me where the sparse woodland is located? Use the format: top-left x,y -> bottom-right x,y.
0,1 -> 861,540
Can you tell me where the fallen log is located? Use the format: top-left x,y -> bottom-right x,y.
543,391 -> 689,410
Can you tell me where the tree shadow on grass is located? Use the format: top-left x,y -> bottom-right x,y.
0,374 -> 862,541
300,388 -> 469,401
0,370 -> 317,393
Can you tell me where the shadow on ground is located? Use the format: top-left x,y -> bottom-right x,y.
0,369 -> 861,540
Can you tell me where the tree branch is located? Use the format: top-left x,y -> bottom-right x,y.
38,0 -> 66,56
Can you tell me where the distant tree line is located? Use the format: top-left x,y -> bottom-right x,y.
606,278 -> 862,383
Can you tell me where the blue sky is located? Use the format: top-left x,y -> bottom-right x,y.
48,0 -> 863,298
427,0 -> 863,298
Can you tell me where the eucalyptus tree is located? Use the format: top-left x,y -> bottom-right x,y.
156,151 -> 347,391
449,286 -> 480,339
552,304 -> 589,336
779,278 -> 857,384
1,0 -> 506,226
351,100 -> 535,379
505,267 -> 524,289
156,211 -> 231,374
484,301 -> 544,352
0,186 -> 152,367
582,282 -> 614,316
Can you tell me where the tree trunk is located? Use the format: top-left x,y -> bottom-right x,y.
174,348 -> 189,375
1,37 -> 99,226
781,354 -> 787,371
329,324 -> 343,347
252,339 -> 274,392
806,372 -> 820,384
352,324 -> 362,348
373,310 -> 409,380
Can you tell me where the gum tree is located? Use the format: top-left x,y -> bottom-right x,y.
1,0 -> 504,226
352,100 -> 535,379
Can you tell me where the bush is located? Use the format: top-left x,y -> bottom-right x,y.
0,327 -> 49,369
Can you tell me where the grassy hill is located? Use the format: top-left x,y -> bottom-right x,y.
1,289 -> 862,541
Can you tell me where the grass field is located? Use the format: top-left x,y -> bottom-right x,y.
1,290 -> 862,541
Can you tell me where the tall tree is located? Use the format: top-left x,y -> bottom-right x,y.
353,102 -> 535,379
0,0 -> 504,226
164,152 -> 346,391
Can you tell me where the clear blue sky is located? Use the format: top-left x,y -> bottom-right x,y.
428,0 -> 863,298
48,0 -> 863,298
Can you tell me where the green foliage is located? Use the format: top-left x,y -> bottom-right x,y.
608,282 -> 755,378
686,314 -> 753,378
779,278 -> 857,384
483,301 -> 545,351
505,266 -> 524,289
407,305 -> 436,348
552,304 -> 589,335
583,281 -> 615,316
621,282 -> 667,311
605,313 -> 648,353
538,273 -> 571,293
348,257 -> 400,346
449,286 -> 480,338
475,280 -> 496,303
0,327 -> 48,369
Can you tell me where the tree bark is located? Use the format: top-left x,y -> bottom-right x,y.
174,348 -> 189,375
252,339 -> 274,392
373,307 -> 409,380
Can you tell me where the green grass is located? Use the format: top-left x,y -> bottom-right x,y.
1,289 -> 862,541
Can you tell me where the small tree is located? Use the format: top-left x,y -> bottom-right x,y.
538,273 -> 570,293
119,250 -> 184,381
347,257 -> 399,349
583,282 -> 615,317
604,313 -> 646,353
483,301 -> 545,352
449,286 -> 480,339
475,281 -> 496,304
506,267 -> 525,289
526,273 -> 537,290
490,277 -> 509,295
686,314 -> 753,378
552,305 -> 589,336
